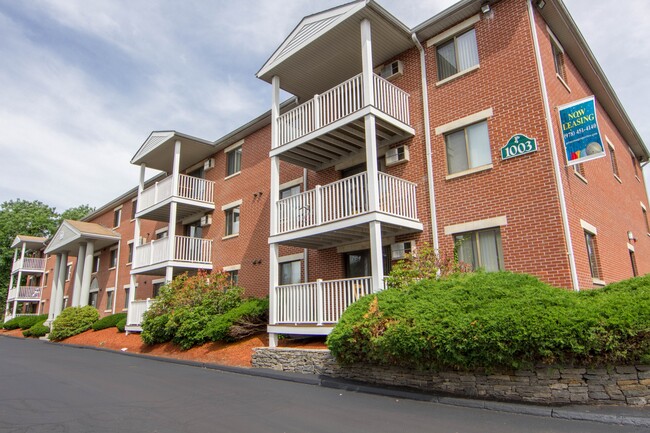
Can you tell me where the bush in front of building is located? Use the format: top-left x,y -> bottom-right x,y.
2,314 -> 48,330
2,317 -> 23,330
49,306 -> 99,341
91,313 -> 127,331
327,272 -> 650,371
141,272 -> 244,349
116,317 -> 127,333
23,319 -> 49,338
203,297 -> 269,343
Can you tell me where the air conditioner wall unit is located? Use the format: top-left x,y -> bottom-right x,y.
204,158 -> 215,171
377,60 -> 404,81
200,215 -> 212,227
391,241 -> 414,260
385,145 -> 410,167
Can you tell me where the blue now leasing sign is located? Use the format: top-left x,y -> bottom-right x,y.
557,96 -> 605,166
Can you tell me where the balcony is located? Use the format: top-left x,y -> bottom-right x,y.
272,73 -> 414,170
272,171 -> 421,249
269,277 -> 372,335
7,286 -> 42,301
136,174 -> 215,222
12,257 -> 46,274
131,235 -> 213,276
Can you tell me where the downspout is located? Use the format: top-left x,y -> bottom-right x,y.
411,33 -> 439,251
526,0 -> 580,291
303,168 -> 309,282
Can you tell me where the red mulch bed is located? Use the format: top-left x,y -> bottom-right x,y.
0,329 -> 26,338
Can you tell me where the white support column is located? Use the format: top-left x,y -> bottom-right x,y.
72,243 -> 86,307
270,157 -> 280,236
47,254 -> 62,323
268,243 -> 279,348
166,140 -> 181,281
11,300 -> 18,317
53,252 -> 68,318
79,241 -> 94,307
20,242 -> 27,266
11,248 -> 18,270
360,18 -> 375,107
369,221 -> 384,293
269,76 -> 281,349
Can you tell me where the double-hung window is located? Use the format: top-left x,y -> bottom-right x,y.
454,228 -> 504,272
436,28 -> 479,81
584,231 -> 600,280
109,247 -> 118,269
280,260 -> 301,285
445,121 -> 491,175
225,206 -> 240,236
226,145 -> 242,177
113,207 -> 122,228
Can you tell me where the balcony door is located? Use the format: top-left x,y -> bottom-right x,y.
184,220 -> 203,262
345,247 -> 391,278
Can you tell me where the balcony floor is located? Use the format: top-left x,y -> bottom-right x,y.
130,261 -> 213,276
270,211 -> 422,249
136,197 -> 215,222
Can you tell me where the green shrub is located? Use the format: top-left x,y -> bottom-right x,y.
3,317 -> 22,330
92,313 -> 127,331
327,272 -> 650,371
203,298 -> 269,342
23,319 -> 49,338
116,317 -> 127,333
18,314 -> 48,330
49,306 -> 99,341
141,272 -> 244,349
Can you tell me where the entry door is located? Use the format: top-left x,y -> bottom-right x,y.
345,247 -> 392,278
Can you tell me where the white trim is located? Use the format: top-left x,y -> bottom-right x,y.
278,253 -> 304,263
185,160 -> 205,174
556,74 -> 571,93
546,25 -> 564,53
640,202 -> 646,211
223,264 -> 241,272
279,177 -> 304,191
426,14 -> 480,47
336,236 -> 395,254
444,216 -> 507,235
152,278 -> 165,285
434,108 -> 493,135
113,205 -> 123,211
109,245 -> 119,251
445,163 -> 493,180
224,139 -> 244,154
224,171 -> 241,181
592,278 -> 606,286
573,166 -> 588,184
222,233 -> 239,240
221,199 -> 243,211
130,198 -> 137,221
606,136 -> 615,150
628,242 -> 635,252
127,239 -> 134,245
435,64 -> 480,87
155,227 -> 168,235
580,219 -> 598,235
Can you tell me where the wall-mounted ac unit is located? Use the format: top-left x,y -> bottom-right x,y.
378,60 -> 403,81
200,215 -> 212,227
203,158 -> 215,171
391,241 -> 414,260
385,145 -> 410,167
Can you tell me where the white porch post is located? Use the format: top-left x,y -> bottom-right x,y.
47,254 -> 62,323
166,140 -> 181,282
5,252 -> 16,318
361,18 -> 384,292
11,300 -> 18,317
72,243 -> 86,307
268,75 -> 281,348
53,252 -> 68,318
79,241 -> 94,307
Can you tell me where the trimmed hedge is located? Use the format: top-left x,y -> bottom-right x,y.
327,272 -> 650,371
2,317 -> 22,330
23,319 -> 49,338
49,306 -> 99,341
203,298 -> 269,342
92,313 -> 127,331
3,314 -> 48,330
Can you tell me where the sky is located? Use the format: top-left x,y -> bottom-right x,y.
0,0 -> 648,212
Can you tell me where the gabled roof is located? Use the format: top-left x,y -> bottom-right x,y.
130,131 -> 216,173
44,220 -> 120,255
11,235 -> 47,249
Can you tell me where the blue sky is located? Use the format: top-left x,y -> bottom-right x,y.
0,0 -> 648,211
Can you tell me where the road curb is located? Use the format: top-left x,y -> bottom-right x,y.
3,335 -> 648,427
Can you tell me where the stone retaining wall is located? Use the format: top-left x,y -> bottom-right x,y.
252,348 -> 650,406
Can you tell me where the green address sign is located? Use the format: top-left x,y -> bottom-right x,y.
501,134 -> 537,160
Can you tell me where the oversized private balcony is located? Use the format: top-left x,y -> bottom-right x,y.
272,171 -> 421,249
131,235 -> 213,276
269,276 -> 373,335
11,257 -> 46,274
136,173 -> 215,222
272,73 -> 414,170
7,286 -> 42,302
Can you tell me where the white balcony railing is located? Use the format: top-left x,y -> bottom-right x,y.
133,235 -> 212,269
276,73 -> 410,148
137,174 -> 215,214
276,171 -> 417,234
273,277 -> 372,325
127,299 -> 154,327
12,257 -> 46,273
7,286 -> 41,300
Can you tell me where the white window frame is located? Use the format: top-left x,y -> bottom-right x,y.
123,284 -> 132,311
66,262 -> 73,281
225,140 -> 244,179
127,239 -> 134,265
108,246 -> 118,270
641,202 -> 649,235
605,137 -> 621,183
92,253 -> 101,274
105,287 -> 115,313
222,199 -> 242,239
152,278 -> 166,298
427,14 -> 481,85
155,227 -> 169,239
581,219 -> 604,286
223,264 -> 241,285
547,26 -> 570,91
131,198 -> 138,221
113,205 -> 123,229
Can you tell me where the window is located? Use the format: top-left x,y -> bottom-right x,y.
43,272 -> 48,287
280,185 -> 301,199
608,141 -> 619,179
131,199 -> 137,220
584,231 -> 601,280
551,40 -> 566,81
113,207 -> 122,228
642,205 -> 649,233
573,163 -> 586,180
89,278 -> 99,307
630,250 -> 638,277
227,270 -> 239,285
280,260 -> 301,285
436,28 -> 479,81
109,248 -> 118,269
106,290 -> 114,311
445,121 -> 491,174
226,146 -> 242,176
127,242 -> 134,264
455,228 -> 504,272
66,263 -> 72,281
124,287 -> 130,309
92,255 -> 100,273
225,206 -> 240,236
152,281 -> 164,298
630,150 -> 639,179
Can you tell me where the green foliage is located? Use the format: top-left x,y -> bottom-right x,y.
327,272 -> 650,371
141,272 -> 244,348
384,243 -> 470,290
92,313 -> 127,331
18,314 -> 48,329
116,317 -> 127,333
49,306 -> 99,341
23,319 -> 49,338
2,317 -> 22,330
203,298 -> 269,342
58,204 -> 95,223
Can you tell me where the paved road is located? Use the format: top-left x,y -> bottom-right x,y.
0,337 -> 646,433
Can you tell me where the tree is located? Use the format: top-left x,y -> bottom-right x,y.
59,204 -> 95,224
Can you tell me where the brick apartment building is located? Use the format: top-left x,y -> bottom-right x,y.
4,0 -> 649,346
